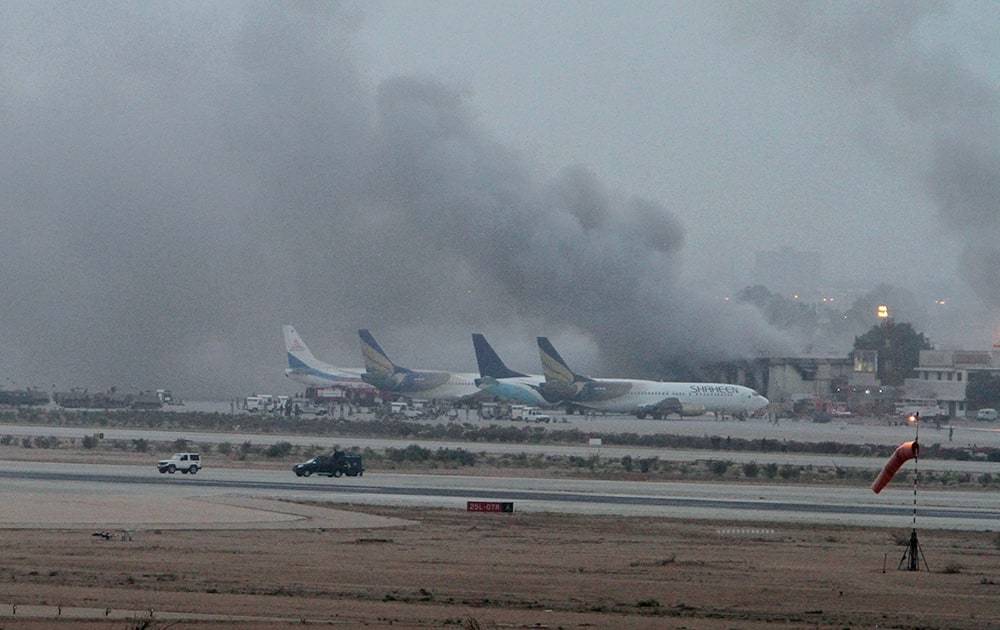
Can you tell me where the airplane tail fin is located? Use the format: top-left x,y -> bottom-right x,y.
359,329 -> 400,376
472,334 -> 527,379
283,325 -> 320,370
537,337 -> 589,384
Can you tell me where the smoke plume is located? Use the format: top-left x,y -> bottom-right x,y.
15,3 -> 961,397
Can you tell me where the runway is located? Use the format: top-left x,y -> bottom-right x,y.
0,460 -> 995,531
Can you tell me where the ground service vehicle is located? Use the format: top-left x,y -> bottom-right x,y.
244,396 -> 266,412
292,399 -> 328,416
510,405 -> 551,422
292,451 -> 364,478
157,452 -> 201,474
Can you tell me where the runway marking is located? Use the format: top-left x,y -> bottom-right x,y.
716,527 -> 777,537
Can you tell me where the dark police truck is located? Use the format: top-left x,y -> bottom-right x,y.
292,451 -> 364,478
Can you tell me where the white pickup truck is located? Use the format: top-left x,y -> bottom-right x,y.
157,452 -> 201,474
510,406 -> 552,422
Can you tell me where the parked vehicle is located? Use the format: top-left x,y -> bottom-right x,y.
897,404 -> 949,423
292,451 -> 364,478
157,452 -> 201,474
976,408 -> 998,421
292,399 -> 328,416
244,396 -> 267,412
510,405 -> 551,422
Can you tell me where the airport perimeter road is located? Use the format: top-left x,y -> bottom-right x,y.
2,421 -> 1000,474
0,460 -> 996,531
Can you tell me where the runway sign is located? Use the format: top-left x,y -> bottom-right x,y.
467,501 -> 514,513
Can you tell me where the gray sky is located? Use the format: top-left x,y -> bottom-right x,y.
2,1 -> 998,398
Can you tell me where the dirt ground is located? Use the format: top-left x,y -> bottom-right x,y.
0,503 -> 999,629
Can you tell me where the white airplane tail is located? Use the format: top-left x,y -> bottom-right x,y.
283,325 -> 370,390
283,325 -> 321,371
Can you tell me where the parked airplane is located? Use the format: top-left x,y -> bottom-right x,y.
472,333 -> 553,406
282,325 -> 368,390
359,329 -> 481,401
537,337 -> 769,418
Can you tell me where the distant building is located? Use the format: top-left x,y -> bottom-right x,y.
707,355 -> 862,416
850,349 -> 879,388
765,356 -> 852,404
903,349 -> 1000,418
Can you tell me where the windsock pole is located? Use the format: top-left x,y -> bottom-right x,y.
912,414 -> 919,531
899,412 -> 928,571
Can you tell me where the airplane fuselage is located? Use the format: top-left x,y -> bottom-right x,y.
475,375 -> 550,406
419,374 -> 481,401
567,379 -> 768,416
362,370 -> 481,401
284,360 -> 368,390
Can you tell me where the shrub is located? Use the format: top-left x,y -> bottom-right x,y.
621,455 -> 634,472
435,448 -> 476,466
265,441 -> 294,458
33,435 -> 58,449
638,457 -> 658,473
709,460 -> 732,476
778,464 -> 799,480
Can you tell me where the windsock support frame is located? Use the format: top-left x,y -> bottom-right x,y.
898,528 -> 928,571
898,412 -> 929,571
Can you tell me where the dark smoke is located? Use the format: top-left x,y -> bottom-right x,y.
1,3 -> 804,398
371,76 -> 792,374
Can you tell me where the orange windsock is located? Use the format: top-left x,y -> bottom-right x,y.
871,441 -> 919,494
